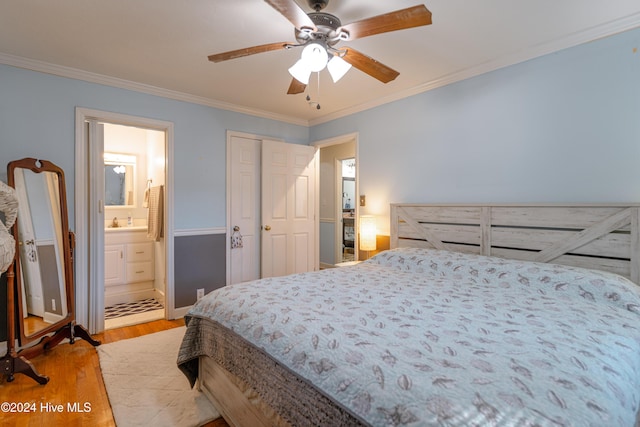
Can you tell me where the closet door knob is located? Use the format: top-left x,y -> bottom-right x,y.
264,225 -> 271,231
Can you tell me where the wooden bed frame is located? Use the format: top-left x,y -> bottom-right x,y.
199,356 -> 279,427
198,203 -> 640,426
391,203 -> 640,284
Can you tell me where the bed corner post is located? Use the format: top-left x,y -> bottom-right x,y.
630,207 -> 640,285
390,204 -> 398,249
481,206 -> 492,256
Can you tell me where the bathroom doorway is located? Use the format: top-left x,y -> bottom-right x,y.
75,108 -> 174,334
102,123 -> 166,329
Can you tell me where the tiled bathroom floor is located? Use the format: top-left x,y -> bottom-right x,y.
104,308 -> 164,330
105,298 -> 164,319
104,298 -> 165,330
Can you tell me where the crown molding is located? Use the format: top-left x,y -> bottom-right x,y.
308,12 -> 640,126
2,11 -> 639,130
0,52 -> 309,127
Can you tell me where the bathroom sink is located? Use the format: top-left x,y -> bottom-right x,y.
105,225 -> 148,232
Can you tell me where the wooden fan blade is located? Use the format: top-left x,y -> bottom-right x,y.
264,0 -> 316,30
341,47 -> 400,83
287,78 -> 306,94
208,42 -> 290,62
339,5 -> 432,41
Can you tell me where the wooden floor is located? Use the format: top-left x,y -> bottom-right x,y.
1,319 -> 230,427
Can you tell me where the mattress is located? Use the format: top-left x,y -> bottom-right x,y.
178,247 -> 640,426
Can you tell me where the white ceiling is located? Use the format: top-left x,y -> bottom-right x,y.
1,0 -> 640,126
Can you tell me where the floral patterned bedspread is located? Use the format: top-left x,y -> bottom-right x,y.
185,248 -> 640,426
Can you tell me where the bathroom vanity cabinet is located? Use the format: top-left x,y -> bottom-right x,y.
104,228 -> 155,306
104,243 -> 126,286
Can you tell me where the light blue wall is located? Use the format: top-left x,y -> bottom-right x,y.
0,64 -> 309,230
311,28 -> 640,233
319,221 -> 335,265
2,27 -> 640,236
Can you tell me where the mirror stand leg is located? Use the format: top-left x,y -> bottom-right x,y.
1,353 -> 49,385
36,322 -> 101,351
71,323 -> 101,347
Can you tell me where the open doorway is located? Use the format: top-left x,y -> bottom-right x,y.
102,123 -> 166,329
340,158 -> 356,262
316,134 -> 357,268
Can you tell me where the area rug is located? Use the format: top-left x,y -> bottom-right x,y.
97,326 -> 220,427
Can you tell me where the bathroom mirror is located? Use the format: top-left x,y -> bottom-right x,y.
104,152 -> 136,207
7,158 -> 99,354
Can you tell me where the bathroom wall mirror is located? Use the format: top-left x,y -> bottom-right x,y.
104,152 -> 136,207
7,158 -> 99,359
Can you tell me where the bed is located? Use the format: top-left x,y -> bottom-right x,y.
178,204 -> 640,426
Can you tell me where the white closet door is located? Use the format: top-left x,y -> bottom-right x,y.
261,140 -> 316,278
228,135 -> 261,284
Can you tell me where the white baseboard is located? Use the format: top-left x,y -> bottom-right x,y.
320,262 -> 336,269
43,311 -> 65,325
172,305 -> 192,320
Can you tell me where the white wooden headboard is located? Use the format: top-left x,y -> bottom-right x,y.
390,204 -> 640,284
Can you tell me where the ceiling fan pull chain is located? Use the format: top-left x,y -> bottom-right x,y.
315,72 -> 321,109
306,72 -> 321,110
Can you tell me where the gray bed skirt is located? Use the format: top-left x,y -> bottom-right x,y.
177,316 -> 368,427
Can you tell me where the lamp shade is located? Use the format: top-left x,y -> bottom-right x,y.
327,55 -> 352,82
359,215 -> 376,251
288,42 -> 351,86
301,42 -> 329,72
288,59 -> 312,84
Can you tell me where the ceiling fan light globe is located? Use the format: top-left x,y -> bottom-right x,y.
327,56 -> 352,82
288,59 -> 312,85
301,42 -> 328,72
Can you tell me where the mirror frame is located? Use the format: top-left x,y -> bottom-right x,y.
7,157 -> 75,345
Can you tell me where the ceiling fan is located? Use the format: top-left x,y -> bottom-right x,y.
208,0 -> 432,95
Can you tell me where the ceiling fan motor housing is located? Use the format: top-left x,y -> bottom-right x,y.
309,12 -> 341,30
295,12 -> 343,46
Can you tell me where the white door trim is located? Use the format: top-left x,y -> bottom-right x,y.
74,107 -> 175,332
335,158 -> 344,263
